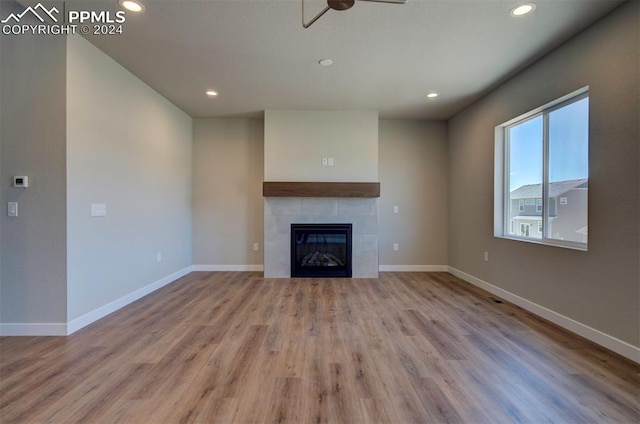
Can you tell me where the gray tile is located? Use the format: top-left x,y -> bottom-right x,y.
264,197 -> 379,279
264,215 -> 278,237
301,198 -> 338,216
311,215 -> 352,225
345,215 -> 379,235
264,198 -> 301,216
275,215 -> 312,234
337,198 -> 378,216
263,233 -> 290,277
352,235 -> 379,278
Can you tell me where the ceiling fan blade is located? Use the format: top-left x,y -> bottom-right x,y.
358,0 -> 409,4
302,0 -> 408,29
302,0 -> 331,28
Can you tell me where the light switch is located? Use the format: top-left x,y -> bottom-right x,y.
393,205 -> 399,214
322,158 -> 328,166
328,157 -> 334,166
91,203 -> 107,217
393,243 -> 399,251
7,202 -> 18,217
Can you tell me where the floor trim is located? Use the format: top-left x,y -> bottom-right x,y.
0,323 -> 68,336
447,266 -> 640,363
379,265 -> 448,272
192,265 -> 264,272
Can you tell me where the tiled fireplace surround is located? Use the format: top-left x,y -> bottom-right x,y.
263,197 -> 379,278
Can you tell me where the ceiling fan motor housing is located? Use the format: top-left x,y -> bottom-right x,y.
328,0 -> 356,11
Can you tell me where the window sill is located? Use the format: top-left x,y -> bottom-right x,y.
496,235 -> 588,252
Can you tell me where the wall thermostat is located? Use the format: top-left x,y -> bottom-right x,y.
13,176 -> 29,188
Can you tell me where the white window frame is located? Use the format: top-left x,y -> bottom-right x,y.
494,87 -> 588,251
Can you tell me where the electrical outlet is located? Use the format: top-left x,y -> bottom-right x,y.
253,243 -> 260,251
157,252 -> 162,262
484,251 -> 489,262
393,243 -> 399,251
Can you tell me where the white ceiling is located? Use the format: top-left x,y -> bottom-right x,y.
76,0 -> 623,119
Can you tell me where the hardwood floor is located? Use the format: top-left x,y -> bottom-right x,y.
1,272 -> 638,423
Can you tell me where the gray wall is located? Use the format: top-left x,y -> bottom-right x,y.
448,2 -> 639,347
379,120 -> 448,266
192,118 -> 264,266
66,36 -> 193,320
0,0 -> 68,324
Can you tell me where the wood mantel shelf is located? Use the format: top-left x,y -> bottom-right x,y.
263,182 -> 380,198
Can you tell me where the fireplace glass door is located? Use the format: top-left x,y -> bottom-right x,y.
290,224 -> 352,278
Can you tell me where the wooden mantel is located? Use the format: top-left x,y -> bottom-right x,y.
263,182 -> 380,198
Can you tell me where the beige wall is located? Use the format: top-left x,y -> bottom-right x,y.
379,120 -> 448,267
66,36 -> 193,321
192,119 -> 264,266
264,110 -> 378,182
448,2 -> 639,347
194,116 -> 450,270
0,0 -> 68,325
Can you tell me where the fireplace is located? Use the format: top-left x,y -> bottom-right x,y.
291,224 -> 352,278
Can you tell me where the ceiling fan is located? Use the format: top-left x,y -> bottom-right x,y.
302,0 -> 409,28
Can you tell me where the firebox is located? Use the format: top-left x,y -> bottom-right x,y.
290,224 -> 352,278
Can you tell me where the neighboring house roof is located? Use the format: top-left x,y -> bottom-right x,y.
510,179 -> 588,199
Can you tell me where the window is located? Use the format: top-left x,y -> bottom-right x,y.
494,88 -> 588,250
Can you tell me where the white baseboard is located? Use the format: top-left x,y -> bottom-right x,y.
66,266 -> 193,335
379,265 -> 448,272
0,323 -> 68,336
192,264 -> 264,272
447,266 -> 640,363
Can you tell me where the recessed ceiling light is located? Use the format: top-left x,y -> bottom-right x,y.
426,92 -> 439,98
119,0 -> 145,13
206,90 -> 218,97
510,3 -> 536,17
319,59 -> 334,67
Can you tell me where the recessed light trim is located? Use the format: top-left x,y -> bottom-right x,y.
119,0 -> 145,13
206,90 -> 218,97
510,3 -> 536,17
319,59 -> 333,67
426,92 -> 439,98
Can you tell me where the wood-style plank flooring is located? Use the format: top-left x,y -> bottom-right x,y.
1,272 -> 638,423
